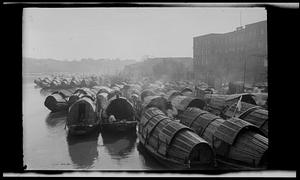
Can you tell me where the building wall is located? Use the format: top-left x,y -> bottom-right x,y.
193,20 -> 267,87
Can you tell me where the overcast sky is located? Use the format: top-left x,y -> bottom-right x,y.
23,7 -> 267,61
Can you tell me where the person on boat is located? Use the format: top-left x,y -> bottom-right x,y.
108,114 -> 116,123
78,103 -> 86,124
96,94 -> 103,119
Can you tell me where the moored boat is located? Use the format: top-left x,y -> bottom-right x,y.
166,90 -> 183,102
100,96 -> 137,132
66,96 -> 100,136
180,87 -> 194,97
171,95 -> 206,115
138,107 -> 215,169
202,93 -> 257,116
221,101 -> 268,137
238,107 -> 268,138
44,91 -> 69,112
177,107 -> 268,170
68,88 -> 96,107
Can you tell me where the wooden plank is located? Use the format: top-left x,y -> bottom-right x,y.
196,113 -> 221,136
227,131 -> 268,167
202,118 -> 224,143
214,117 -> 257,145
158,122 -> 192,156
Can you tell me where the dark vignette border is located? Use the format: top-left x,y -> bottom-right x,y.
2,1 -> 298,177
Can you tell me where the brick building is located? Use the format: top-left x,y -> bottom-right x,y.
193,20 -> 267,88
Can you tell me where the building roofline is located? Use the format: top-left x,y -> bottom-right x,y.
194,33 -> 222,39
245,20 -> 267,27
194,20 -> 267,39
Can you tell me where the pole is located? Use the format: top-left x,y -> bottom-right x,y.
232,95 -> 242,118
243,56 -> 246,92
232,102 -> 239,118
240,10 -> 246,92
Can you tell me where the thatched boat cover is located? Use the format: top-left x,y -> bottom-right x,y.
171,95 -> 206,112
226,93 -> 257,105
105,97 -> 135,120
141,89 -> 156,102
142,96 -> 171,114
67,97 -> 97,125
166,90 -> 183,101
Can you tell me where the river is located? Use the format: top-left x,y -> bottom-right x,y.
22,79 -> 166,170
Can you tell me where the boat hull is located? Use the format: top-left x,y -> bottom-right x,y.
100,121 -> 137,132
137,137 -> 215,170
67,123 -> 100,136
137,107 -> 215,170
216,157 -> 267,171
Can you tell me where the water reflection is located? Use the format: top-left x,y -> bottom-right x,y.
101,130 -> 137,160
66,129 -> 100,169
45,111 -> 67,128
136,142 -> 167,170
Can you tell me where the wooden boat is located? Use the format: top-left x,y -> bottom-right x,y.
100,96 -> 137,132
49,79 -> 61,89
202,94 -> 228,116
222,101 -> 268,137
203,93 -> 257,116
222,101 -> 260,119
239,108 -> 268,138
251,93 -> 268,108
59,89 -> 76,98
226,93 -> 257,106
70,78 -> 81,88
131,94 -> 142,120
140,89 -> 156,102
44,91 -> 69,112
136,142 -> 168,170
68,88 -> 96,107
39,79 -> 51,89
60,79 -> 71,89
180,87 -> 194,97
171,95 -> 206,114
107,89 -> 122,101
177,107 -> 268,170
138,107 -> 215,169
93,86 -> 112,95
123,84 -> 141,101
141,95 -> 173,117
80,79 -> 88,87
45,111 -> 67,127
34,78 -> 43,87
66,96 -> 100,136
194,86 -> 209,99
166,90 -> 183,102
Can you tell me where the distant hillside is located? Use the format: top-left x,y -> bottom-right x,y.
23,57 -> 136,75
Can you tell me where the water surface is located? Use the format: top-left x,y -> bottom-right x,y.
23,80 -> 166,170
